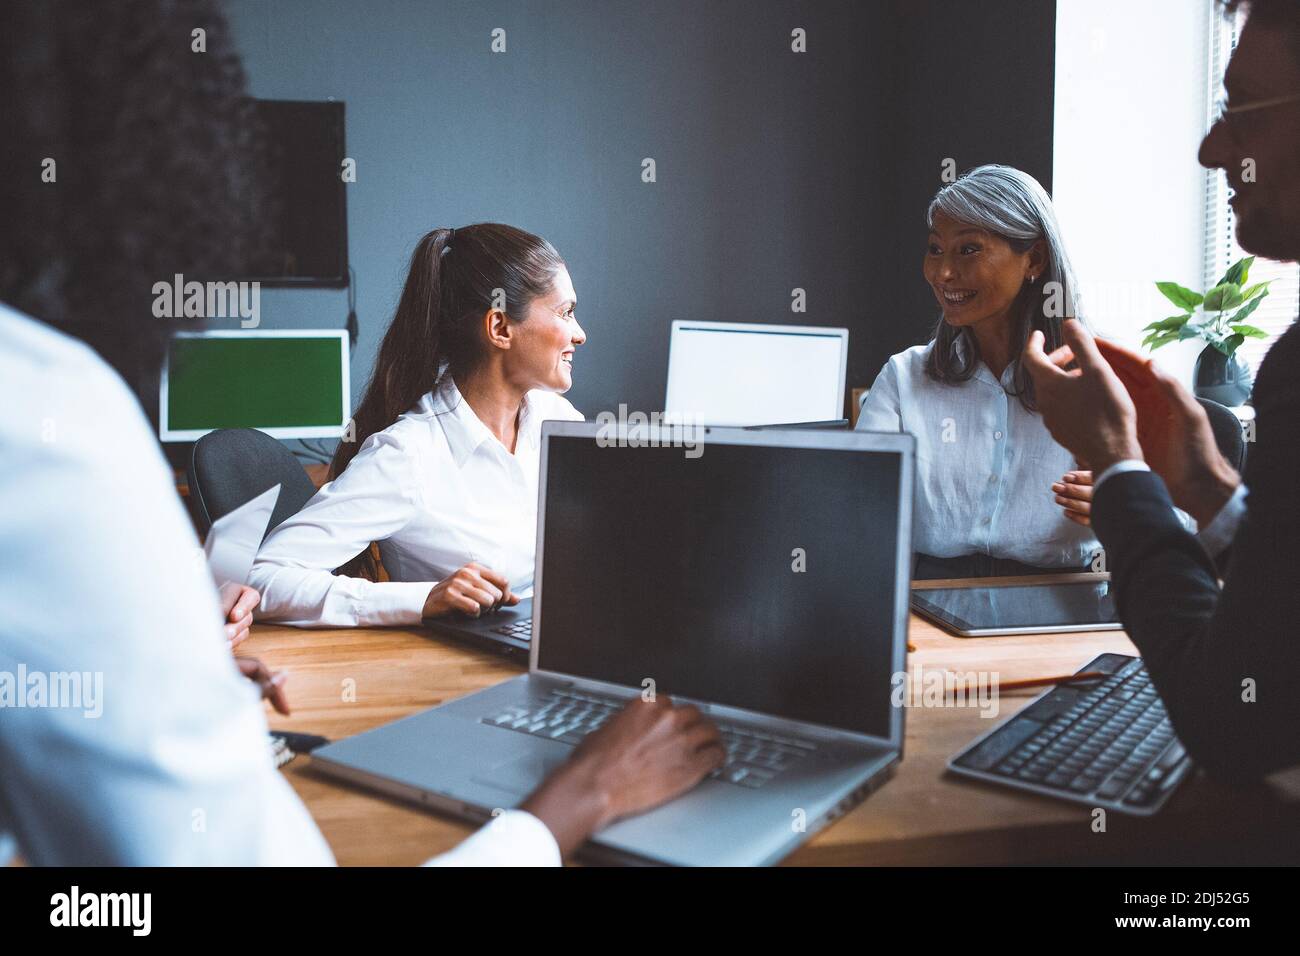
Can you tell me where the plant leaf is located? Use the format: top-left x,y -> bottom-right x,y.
1218,332 -> 1245,356
1226,290 -> 1269,326
1229,324 -> 1269,339
1203,282 -> 1244,312
1156,281 -> 1204,311
1143,330 -> 1181,351
1143,314 -> 1191,332
1217,256 -> 1254,288
1240,280 -> 1271,301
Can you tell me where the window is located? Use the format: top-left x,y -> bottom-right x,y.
1202,6 -> 1300,373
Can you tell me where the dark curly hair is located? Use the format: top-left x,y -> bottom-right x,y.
0,0 -> 268,400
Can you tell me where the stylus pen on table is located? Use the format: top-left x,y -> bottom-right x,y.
994,671 -> 1105,692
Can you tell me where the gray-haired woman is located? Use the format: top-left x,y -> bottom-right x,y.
856,164 -> 1100,578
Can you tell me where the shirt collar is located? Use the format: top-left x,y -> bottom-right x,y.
427,377 -> 496,468
517,393 -> 541,452
954,333 -> 1012,389
426,377 -> 539,467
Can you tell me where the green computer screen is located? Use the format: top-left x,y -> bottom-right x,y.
165,334 -> 346,438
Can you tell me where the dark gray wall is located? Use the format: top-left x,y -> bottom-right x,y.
877,0 -> 1057,371
225,0 -> 1053,423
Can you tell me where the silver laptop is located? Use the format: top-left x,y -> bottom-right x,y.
310,423 -> 914,865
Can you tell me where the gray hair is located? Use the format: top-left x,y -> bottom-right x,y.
924,164 -> 1088,411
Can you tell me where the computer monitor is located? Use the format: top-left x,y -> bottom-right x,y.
159,330 -> 350,441
663,320 -> 849,426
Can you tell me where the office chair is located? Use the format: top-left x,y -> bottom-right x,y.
1196,397 -> 1248,475
187,428 -> 321,538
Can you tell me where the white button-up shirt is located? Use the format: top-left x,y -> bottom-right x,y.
250,379 -> 584,628
0,303 -> 557,865
857,343 -> 1100,569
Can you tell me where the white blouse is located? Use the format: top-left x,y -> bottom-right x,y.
250,378 -> 584,627
0,303 -> 557,865
856,342 -> 1100,569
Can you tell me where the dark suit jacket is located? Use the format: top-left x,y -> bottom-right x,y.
1092,318 -> 1300,778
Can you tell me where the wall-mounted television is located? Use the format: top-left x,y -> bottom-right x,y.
234,99 -> 349,286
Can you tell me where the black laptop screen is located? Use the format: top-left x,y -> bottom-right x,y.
536,435 -> 902,739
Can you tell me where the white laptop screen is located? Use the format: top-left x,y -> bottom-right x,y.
664,323 -> 847,426
536,435 -> 902,739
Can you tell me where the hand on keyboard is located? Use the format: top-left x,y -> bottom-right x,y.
421,562 -> 519,619
520,696 -> 725,860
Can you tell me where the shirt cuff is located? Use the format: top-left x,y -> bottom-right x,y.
1196,482 -> 1248,557
422,810 -> 562,867
1093,459 -> 1150,490
353,580 -> 435,626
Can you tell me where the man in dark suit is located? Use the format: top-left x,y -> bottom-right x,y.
1023,0 -> 1300,778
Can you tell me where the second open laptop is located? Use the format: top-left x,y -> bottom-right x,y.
311,421 -> 914,865
425,596 -> 534,655
663,320 -> 849,426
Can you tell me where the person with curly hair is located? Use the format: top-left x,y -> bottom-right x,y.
0,0 -> 723,865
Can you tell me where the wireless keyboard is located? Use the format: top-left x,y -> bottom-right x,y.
948,654 -> 1194,816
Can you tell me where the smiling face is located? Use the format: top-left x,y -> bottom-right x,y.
923,211 -> 1043,334
1198,15 -> 1300,262
500,265 -> 586,393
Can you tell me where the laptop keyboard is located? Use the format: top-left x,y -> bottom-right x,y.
481,688 -> 817,789
950,655 -> 1193,815
490,619 -> 532,640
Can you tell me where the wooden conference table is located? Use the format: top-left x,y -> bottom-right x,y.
246,573 -> 1300,865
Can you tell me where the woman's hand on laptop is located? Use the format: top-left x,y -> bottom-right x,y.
521,696 -> 725,860
1052,470 -> 1093,527
422,563 -> 519,618
225,585 -> 260,649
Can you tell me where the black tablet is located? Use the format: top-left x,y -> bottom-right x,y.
910,580 -> 1121,637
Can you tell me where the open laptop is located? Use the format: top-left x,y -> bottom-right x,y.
310,422 -> 914,865
203,483 -> 280,615
425,597 -> 533,656
663,320 -> 849,427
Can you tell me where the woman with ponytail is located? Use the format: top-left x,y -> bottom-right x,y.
249,223 -> 586,626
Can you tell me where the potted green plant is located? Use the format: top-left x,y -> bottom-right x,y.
1142,256 -> 1271,406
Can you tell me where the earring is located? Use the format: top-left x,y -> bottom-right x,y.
1029,274 -> 1038,284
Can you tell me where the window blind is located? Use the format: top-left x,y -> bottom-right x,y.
1202,7 -> 1300,374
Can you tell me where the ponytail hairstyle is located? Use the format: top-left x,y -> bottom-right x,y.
923,164 -> 1087,412
330,223 -> 565,478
